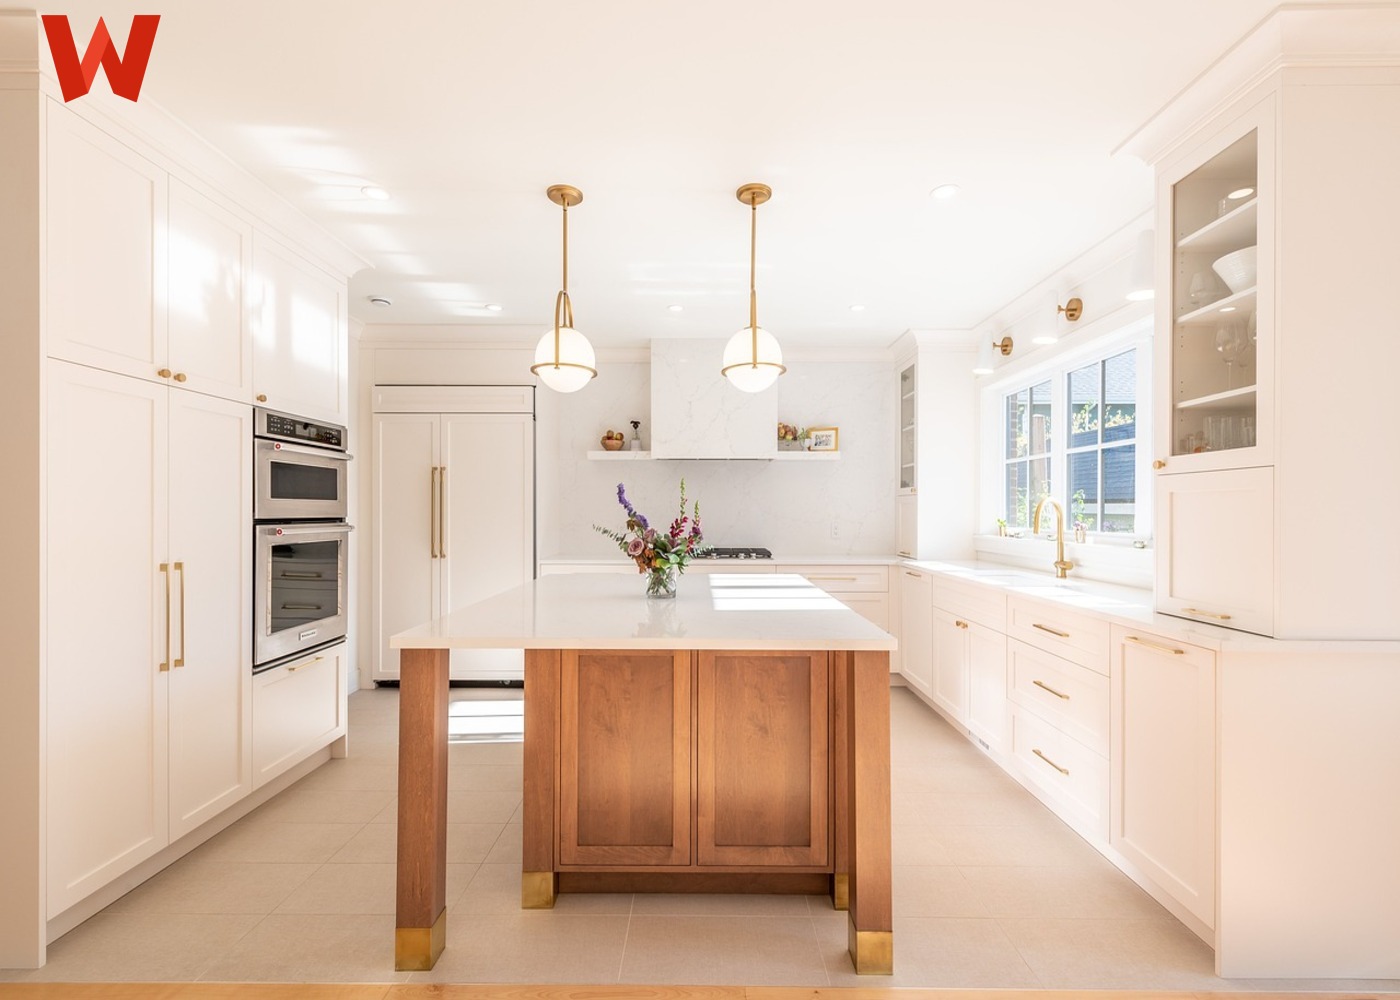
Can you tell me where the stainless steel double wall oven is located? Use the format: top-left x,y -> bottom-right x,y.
253,407 -> 352,671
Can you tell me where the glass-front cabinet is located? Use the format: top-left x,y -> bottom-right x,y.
898,362 -> 916,492
1157,106 -> 1274,475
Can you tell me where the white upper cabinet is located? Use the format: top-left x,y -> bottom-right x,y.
45,103 -> 168,381
167,180 -> 253,403
251,235 -> 347,422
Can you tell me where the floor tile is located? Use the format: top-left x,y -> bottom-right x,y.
273,862 -> 477,915
630,892 -> 813,917
926,820 -> 1103,868
200,913 -> 410,983
819,913 -> 1042,988
104,859 -> 317,915
446,789 -> 523,824
452,864 -> 633,916
959,863 -> 1167,919
892,823 -> 954,865
618,914 -> 826,986
892,865 -> 988,918
250,787 -> 396,825
26,913 -> 261,982
447,764 -> 524,792
483,823 -> 522,864
413,912 -> 628,983
187,819 -> 361,864
997,914 -> 1223,989
325,821 -> 505,865
294,760 -> 400,792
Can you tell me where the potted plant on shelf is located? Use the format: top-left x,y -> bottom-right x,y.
777,422 -> 808,451
593,480 -> 710,598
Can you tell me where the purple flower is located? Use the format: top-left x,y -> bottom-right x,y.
626,537 -> 645,557
616,483 -> 648,529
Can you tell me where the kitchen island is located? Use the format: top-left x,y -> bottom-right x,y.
390,572 -> 896,974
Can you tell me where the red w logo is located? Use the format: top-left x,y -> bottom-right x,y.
41,15 -> 160,103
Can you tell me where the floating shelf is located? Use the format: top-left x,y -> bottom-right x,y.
586,450 -> 652,460
1177,197 -> 1258,253
1176,286 -> 1257,327
773,451 -> 840,461
1175,385 -> 1257,411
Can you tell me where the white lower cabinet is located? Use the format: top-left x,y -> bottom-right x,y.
253,644 -> 346,789
45,362 -> 251,916
930,606 -> 970,722
965,623 -> 1008,753
1011,705 -> 1109,838
1110,625 -> 1216,932
898,567 -> 933,696
896,494 -> 916,559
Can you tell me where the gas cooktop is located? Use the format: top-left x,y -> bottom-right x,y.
701,547 -> 773,560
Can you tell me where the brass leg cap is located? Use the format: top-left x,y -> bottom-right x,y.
848,922 -> 893,975
395,908 -> 446,971
522,870 -> 558,909
832,872 -> 849,911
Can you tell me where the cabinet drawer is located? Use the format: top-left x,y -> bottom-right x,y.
931,577 -> 1007,631
1007,596 -> 1110,675
832,591 -> 889,630
1011,707 -> 1108,838
253,643 -> 344,788
776,564 -> 888,593
1008,639 -> 1109,756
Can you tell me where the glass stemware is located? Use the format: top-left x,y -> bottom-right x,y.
1216,322 -> 1246,388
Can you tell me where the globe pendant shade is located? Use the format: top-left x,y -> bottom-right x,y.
532,326 -> 596,393
722,326 -> 784,393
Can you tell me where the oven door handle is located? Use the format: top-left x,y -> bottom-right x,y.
259,523 -> 355,539
257,439 -> 353,462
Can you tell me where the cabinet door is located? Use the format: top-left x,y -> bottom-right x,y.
899,568 -> 933,695
896,494 -> 917,559
250,235 -> 345,421
966,622 -> 1008,753
45,362 -> 169,915
252,644 -> 346,789
441,412 -> 534,681
1155,466 -> 1273,635
46,104 -> 168,381
559,650 -> 691,866
697,651 -> 829,867
167,180 -> 252,402
931,606 -> 970,723
1111,627 -> 1216,930
372,413 -> 440,681
898,361 -> 916,492
167,392 -> 252,839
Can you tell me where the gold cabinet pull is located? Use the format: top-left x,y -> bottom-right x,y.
173,561 -> 186,668
1182,607 -> 1232,621
173,372 -> 188,383
157,368 -> 172,379
904,570 -> 922,579
158,563 -> 170,672
897,550 -> 913,558
1125,635 -> 1186,656
954,619 -> 970,630
430,466 -> 440,559
1033,678 -> 1070,700
288,654 -> 325,673
1033,623 -> 1070,638
1153,459 -> 1167,470
438,466 -> 447,558
1032,748 -> 1069,776
256,393 -> 268,402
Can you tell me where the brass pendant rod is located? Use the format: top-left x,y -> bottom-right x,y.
749,197 -> 759,336
561,200 -> 569,296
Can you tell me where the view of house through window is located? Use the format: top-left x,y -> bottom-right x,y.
1003,348 -> 1138,534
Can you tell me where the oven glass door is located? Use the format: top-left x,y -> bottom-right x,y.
255,523 -> 350,668
255,440 -> 349,521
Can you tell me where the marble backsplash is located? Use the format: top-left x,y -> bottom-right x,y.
537,356 -> 897,558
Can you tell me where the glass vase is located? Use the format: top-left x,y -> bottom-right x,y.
645,564 -> 678,599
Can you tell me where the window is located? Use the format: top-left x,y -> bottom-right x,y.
992,342 -> 1145,538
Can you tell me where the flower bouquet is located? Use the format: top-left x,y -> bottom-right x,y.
594,480 -> 709,598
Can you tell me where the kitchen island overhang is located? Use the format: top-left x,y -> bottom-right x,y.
390,572 -> 897,975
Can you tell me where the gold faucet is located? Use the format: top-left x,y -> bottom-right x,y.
1032,496 -> 1074,579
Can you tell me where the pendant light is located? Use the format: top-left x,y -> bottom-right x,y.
530,185 -> 597,393
721,183 -> 786,392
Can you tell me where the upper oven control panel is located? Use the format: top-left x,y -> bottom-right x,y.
255,407 -> 347,452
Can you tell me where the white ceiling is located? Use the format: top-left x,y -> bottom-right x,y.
45,0 -> 1287,347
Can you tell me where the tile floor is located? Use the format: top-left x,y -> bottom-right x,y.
5,685 -> 1398,991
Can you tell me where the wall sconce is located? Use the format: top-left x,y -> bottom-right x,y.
973,335 -> 1014,375
1035,294 -> 1083,345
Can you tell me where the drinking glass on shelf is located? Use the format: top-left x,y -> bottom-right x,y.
1216,322 -> 1246,388
1246,309 -> 1258,343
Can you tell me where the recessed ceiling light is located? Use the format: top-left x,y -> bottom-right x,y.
485,303 -> 503,312
360,185 -> 390,201
1226,187 -> 1255,200
849,304 -> 866,312
368,295 -> 392,307
929,183 -> 961,200
668,304 -> 684,313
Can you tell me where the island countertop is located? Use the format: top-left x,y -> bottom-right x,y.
390,571 -> 897,652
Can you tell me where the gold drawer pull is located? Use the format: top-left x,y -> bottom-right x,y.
1033,679 -> 1070,700
1183,607 -> 1232,621
897,551 -> 913,558
1033,748 -> 1070,776
954,619 -> 969,630
1125,635 -> 1185,656
904,570 -> 922,579
1033,623 -> 1070,638
288,655 -> 325,673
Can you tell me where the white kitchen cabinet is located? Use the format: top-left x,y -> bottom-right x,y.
897,361 -> 915,493
895,495 -> 916,559
897,567 -> 933,696
1110,626 -> 1216,934
251,235 -> 346,422
253,643 -> 346,788
167,179 -> 253,403
372,388 -> 535,682
45,102 -> 167,382
930,606 -> 969,723
44,361 -> 250,915
775,564 -> 890,630
966,623 -> 1008,754
1154,466 -> 1273,636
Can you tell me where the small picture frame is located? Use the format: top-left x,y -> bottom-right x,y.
807,427 -> 839,452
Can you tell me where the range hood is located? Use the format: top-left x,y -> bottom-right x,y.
650,339 -> 777,459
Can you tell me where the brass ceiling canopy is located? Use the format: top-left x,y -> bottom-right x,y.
736,182 -> 772,208
546,184 -> 582,209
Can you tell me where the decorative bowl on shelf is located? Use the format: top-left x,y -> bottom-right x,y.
1211,246 -> 1257,294
600,436 -> 625,451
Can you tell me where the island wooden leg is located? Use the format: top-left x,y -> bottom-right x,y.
831,651 -> 850,911
522,648 -> 559,908
395,647 -> 449,971
846,649 -> 892,974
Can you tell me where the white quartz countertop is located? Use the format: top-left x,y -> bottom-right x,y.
391,573 -> 898,651
539,555 -> 901,566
